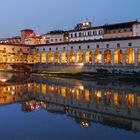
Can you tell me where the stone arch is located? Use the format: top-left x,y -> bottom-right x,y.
85,50 -> 92,64
138,49 -> 140,64
42,52 -> 47,63
61,51 -> 67,63
114,49 -> 123,64
48,51 -> 53,63
69,50 -> 75,63
77,50 -> 83,63
94,49 -> 102,64
104,49 -> 112,64
54,51 -> 60,63
126,48 -> 134,64
34,52 -> 41,63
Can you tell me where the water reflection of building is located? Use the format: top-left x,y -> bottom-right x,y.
0,76 -> 140,131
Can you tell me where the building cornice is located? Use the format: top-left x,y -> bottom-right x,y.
34,36 -> 140,47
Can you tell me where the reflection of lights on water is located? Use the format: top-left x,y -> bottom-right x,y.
96,92 -> 101,98
81,121 -> 89,127
12,91 -> 15,95
12,86 -> 15,90
79,86 -> 84,90
0,79 -> 7,82
51,87 -> 54,91
3,88 -> 6,92
72,89 -> 75,93
8,87 -> 10,91
78,63 -> 84,66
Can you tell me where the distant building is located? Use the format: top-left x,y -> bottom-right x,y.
21,29 -> 41,44
103,21 -> 140,39
0,36 -> 21,44
68,21 -> 104,42
41,30 -> 65,44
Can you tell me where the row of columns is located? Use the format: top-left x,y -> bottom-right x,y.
38,51 -> 139,66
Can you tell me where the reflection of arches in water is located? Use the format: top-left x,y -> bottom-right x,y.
126,93 -> 134,109
103,91 -> 112,105
94,90 -> 102,104
61,86 -> 67,98
85,89 -> 91,103
76,88 -> 83,101
138,96 -> 140,108
114,92 -> 122,107
69,88 -> 75,100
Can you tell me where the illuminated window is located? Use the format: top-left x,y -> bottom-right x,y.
104,49 -> 112,64
34,52 -> 40,63
42,52 -> 47,63
114,49 -> 123,64
61,51 -> 67,63
54,51 -> 60,63
94,50 -> 102,64
85,50 -> 92,63
138,50 -> 140,64
126,48 -> 135,64
77,50 -> 83,63
48,51 -> 53,63
69,50 -> 75,63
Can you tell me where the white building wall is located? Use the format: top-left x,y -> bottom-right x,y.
133,23 -> 140,36
69,29 -> 104,42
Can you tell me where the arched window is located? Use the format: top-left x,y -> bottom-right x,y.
69,50 -> 75,63
94,50 -> 102,64
126,48 -> 134,64
114,49 -> 123,64
77,50 -> 83,63
48,51 -> 53,63
42,52 -> 47,63
34,52 -> 40,63
61,51 -> 67,63
85,50 -> 92,64
104,49 -> 112,64
138,49 -> 140,64
54,51 -> 60,63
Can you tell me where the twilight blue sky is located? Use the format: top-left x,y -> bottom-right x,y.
0,0 -> 140,38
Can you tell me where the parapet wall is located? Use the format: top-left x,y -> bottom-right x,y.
33,64 -> 140,73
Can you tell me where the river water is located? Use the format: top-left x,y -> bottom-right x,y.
0,72 -> 140,140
